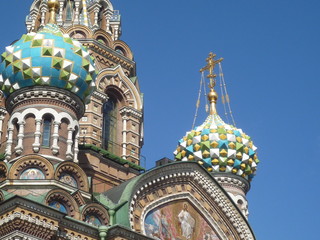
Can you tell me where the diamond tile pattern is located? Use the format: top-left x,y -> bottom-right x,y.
0,24 -> 96,103
174,114 -> 259,181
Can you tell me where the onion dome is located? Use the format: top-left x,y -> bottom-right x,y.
174,53 -> 259,181
0,1 -> 96,103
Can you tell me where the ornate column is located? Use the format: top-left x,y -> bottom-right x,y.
121,115 -> 128,159
5,127 -> 14,161
40,7 -> 48,27
93,6 -> 101,30
104,9 -> 112,33
32,118 -> 42,153
0,114 -> 6,142
57,0 -> 64,26
73,132 -> 79,163
74,0 -> 81,24
14,120 -> 25,155
66,127 -> 74,160
51,120 -> 60,155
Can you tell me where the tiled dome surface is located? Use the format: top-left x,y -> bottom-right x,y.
174,114 -> 259,181
0,24 -> 96,103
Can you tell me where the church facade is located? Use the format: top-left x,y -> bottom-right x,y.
0,1 -> 259,240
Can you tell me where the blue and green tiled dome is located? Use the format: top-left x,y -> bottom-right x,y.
174,113 -> 259,181
0,24 -> 96,103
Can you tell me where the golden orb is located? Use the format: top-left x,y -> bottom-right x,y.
207,89 -> 218,102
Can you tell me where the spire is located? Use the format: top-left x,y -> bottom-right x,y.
200,52 -> 223,115
48,0 -> 59,24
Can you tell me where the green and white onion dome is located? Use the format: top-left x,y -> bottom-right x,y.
174,113 -> 259,181
0,24 -> 96,103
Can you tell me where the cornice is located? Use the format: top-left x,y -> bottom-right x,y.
6,86 -> 85,119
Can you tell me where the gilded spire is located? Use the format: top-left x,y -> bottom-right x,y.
48,0 -> 59,24
200,52 -> 223,115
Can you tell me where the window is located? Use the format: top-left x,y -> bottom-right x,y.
42,118 -> 51,147
93,130 -> 97,137
81,128 -> 87,134
132,123 -> 136,131
82,116 -> 88,122
93,104 -> 98,112
102,97 -> 117,152
93,117 -> 98,124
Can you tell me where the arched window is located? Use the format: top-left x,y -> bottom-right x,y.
102,97 -> 118,152
42,117 -> 52,147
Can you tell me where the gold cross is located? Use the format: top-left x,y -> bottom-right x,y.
200,52 -> 223,88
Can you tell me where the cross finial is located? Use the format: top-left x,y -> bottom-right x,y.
200,52 -> 223,115
200,52 -> 223,89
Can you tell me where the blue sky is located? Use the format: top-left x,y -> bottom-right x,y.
1,0 -> 320,239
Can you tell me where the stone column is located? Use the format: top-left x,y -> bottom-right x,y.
73,132 -> 79,163
5,127 -> 14,161
57,0 -> 64,25
40,7 -> 47,26
51,121 -> 60,155
105,11 -> 112,33
32,118 -> 42,153
121,116 -> 128,159
93,6 -> 100,29
0,115 -> 5,142
74,1 -> 80,24
66,127 -> 74,160
14,120 -> 25,155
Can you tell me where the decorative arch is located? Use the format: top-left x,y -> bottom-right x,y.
54,161 -> 89,192
128,162 -> 255,240
81,203 -> 109,226
45,189 -> 80,219
96,65 -> 143,111
93,30 -> 113,47
0,162 -> 7,182
8,155 -> 54,180
113,40 -> 133,60
66,25 -> 93,39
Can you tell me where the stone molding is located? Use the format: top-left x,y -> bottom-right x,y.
81,203 -> 110,226
6,87 -> 84,119
45,189 -> 80,219
214,174 -> 250,194
9,155 -> 54,180
55,161 -> 89,192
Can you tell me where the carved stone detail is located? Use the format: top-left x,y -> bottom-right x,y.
9,155 -> 54,179
54,161 -> 89,192
81,203 -> 110,226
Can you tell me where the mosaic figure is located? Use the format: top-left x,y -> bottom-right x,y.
49,201 -> 67,214
85,215 -> 102,227
178,204 -> 195,239
144,200 -> 220,240
59,173 -> 78,187
20,168 -> 45,180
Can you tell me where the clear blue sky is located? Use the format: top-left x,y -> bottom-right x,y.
1,0 -> 320,239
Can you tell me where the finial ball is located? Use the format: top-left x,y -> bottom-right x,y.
208,89 -> 218,102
